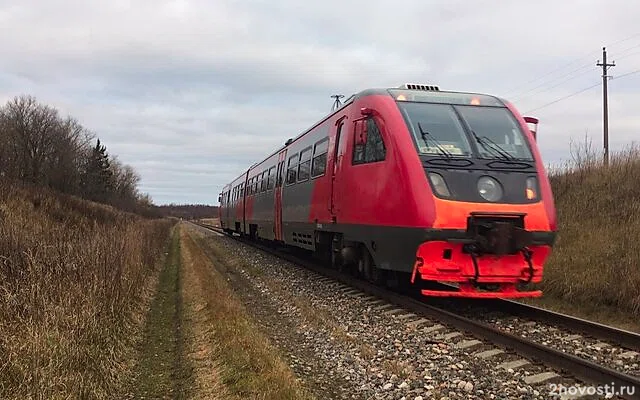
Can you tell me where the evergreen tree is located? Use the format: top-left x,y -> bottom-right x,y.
81,139 -> 114,203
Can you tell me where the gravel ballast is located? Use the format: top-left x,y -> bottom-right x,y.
193,226 -> 628,400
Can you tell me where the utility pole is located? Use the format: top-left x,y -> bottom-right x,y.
596,46 -> 615,165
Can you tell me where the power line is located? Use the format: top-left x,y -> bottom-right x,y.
522,64 -> 639,114
614,50 -> 640,62
609,33 -> 640,49
502,56 -> 597,97
615,42 -> 640,57
612,67 -> 640,80
510,45 -> 639,101
511,64 -> 596,102
503,33 -> 640,97
524,82 -> 602,114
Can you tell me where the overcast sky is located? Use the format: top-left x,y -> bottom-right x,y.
1,0 -> 639,205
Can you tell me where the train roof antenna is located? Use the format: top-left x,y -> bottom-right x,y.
331,94 -> 345,112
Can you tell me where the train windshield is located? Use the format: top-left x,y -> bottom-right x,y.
397,102 -> 474,157
455,105 -> 534,161
397,101 -> 534,161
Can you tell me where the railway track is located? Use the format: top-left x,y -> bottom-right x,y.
193,222 -> 640,399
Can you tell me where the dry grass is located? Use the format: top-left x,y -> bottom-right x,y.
196,233 -> 355,346
199,217 -> 220,227
179,227 -> 230,400
0,179 -> 175,399
381,359 -> 412,380
539,139 -> 640,316
181,226 -> 314,400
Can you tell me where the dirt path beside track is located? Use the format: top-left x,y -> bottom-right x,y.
122,223 -> 313,399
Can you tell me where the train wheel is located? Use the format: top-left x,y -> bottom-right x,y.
359,246 -> 385,285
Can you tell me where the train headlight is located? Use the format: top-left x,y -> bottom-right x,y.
477,176 -> 503,202
428,172 -> 451,197
525,177 -> 538,200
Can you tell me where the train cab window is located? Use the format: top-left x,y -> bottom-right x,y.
267,166 -> 275,190
286,153 -> 298,185
353,117 -> 386,165
311,138 -> 329,178
297,147 -> 312,182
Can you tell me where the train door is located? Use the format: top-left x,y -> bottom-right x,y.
273,149 -> 287,241
329,117 -> 347,218
225,190 -> 230,225
242,171 -> 249,234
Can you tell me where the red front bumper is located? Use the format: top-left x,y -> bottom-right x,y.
411,241 -> 552,298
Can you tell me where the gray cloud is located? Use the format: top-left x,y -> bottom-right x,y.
0,0 -> 639,204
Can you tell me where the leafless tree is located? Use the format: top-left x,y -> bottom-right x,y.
0,95 -> 60,184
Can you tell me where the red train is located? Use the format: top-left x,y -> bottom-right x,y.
218,84 -> 557,298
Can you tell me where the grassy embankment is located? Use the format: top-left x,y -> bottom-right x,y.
532,144 -> 640,327
0,178 -> 312,399
0,179 -> 175,399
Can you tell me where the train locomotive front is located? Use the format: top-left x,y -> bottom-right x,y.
390,86 -> 557,298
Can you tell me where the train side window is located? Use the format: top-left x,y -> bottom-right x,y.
267,166 -> 275,190
260,171 -> 267,192
352,120 -> 366,164
276,160 -> 285,187
353,117 -> 386,165
286,153 -> 298,185
311,137 -> 329,178
365,117 -> 386,162
297,147 -> 312,182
